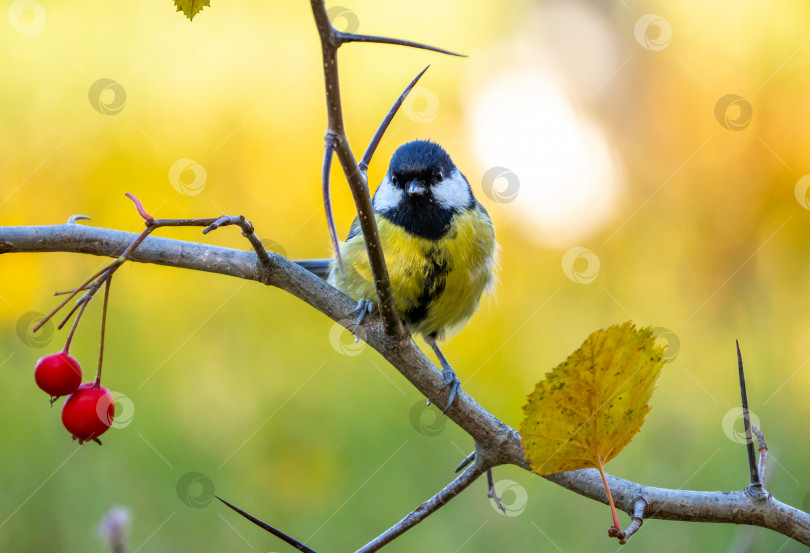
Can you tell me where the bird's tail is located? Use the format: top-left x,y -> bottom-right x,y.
295,258 -> 331,280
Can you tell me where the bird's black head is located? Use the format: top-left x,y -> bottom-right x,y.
373,140 -> 475,239
388,140 -> 455,196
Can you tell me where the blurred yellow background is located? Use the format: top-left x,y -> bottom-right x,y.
2,0 -> 810,551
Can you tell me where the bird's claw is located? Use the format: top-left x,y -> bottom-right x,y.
439,367 -> 460,413
348,299 -> 374,336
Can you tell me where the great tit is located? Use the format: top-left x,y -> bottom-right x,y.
300,140 -> 497,411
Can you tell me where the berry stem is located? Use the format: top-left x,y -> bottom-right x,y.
62,298 -> 90,353
34,266 -> 112,333
95,277 -> 112,387
39,195 -> 269,357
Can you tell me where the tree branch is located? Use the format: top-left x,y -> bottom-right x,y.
356,459 -> 487,552
3,222 -> 810,546
310,0 -> 404,341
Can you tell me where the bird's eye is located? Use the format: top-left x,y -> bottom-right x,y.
391,176 -> 398,186
436,170 -> 444,182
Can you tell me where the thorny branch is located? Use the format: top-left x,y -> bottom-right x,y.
311,0 -> 401,340
2,0 -> 810,549
3,223 -> 810,547
28,194 -> 271,342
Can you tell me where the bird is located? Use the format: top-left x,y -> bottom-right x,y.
299,140 -> 497,412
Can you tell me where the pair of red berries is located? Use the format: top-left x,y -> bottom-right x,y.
34,351 -> 115,444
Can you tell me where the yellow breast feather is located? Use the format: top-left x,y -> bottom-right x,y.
330,207 -> 496,342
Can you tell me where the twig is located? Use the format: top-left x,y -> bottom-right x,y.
125,192 -> 154,224
54,283 -> 92,296
355,461 -> 487,553
751,425 -> 768,487
58,286 -> 96,330
202,215 -> 270,265
609,497 -> 645,545
324,64 -> 431,280
310,0 -> 406,340
32,195 -> 272,337
33,264 -> 117,332
62,293 -> 91,351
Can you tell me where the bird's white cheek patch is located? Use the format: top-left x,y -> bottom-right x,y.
372,177 -> 404,211
433,170 -> 472,209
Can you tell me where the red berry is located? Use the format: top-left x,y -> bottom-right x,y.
34,352 -> 82,399
61,382 -> 115,444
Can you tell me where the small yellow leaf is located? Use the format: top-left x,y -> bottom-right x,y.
174,0 -> 210,21
520,322 -> 665,476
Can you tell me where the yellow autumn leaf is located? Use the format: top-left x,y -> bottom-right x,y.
520,322 -> 666,476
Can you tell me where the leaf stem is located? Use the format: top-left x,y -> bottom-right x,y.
598,459 -> 621,531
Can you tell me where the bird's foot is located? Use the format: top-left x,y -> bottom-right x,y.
348,299 -> 374,340
487,468 -> 506,513
439,366 -> 460,413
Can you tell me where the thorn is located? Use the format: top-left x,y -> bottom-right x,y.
359,66 -> 430,170
335,31 -> 466,58
216,496 -> 319,553
736,340 -> 761,487
455,451 -> 476,473
322,139 -> 345,278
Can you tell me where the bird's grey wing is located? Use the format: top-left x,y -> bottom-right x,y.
296,217 -> 363,279
295,259 -> 332,279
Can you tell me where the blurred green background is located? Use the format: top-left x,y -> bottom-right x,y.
2,0 -> 810,551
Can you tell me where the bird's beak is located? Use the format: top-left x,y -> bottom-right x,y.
407,180 -> 427,196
